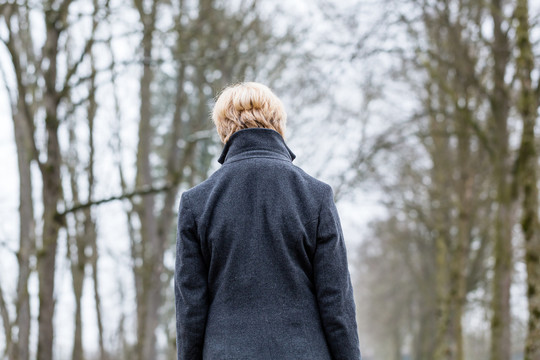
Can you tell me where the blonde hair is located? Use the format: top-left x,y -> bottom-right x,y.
212,82 -> 287,143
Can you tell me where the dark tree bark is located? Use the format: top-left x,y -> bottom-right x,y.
488,1 -> 514,359
514,0 -> 540,357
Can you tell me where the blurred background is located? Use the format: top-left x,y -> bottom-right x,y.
1,0 -> 539,359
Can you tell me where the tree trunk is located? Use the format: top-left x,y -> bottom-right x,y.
448,107 -> 472,360
428,86 -> 453,360
12,96 -> 35,360
0,282 -> 13,359
69,232 -> 86,360
515,0 -> 540,357
90,227 -> 107,360
3,4 -> 37,359
86,35 -> 107,360
133,3 -> 159,358
37,14 -> 65,360
414,295 -> 438,360
489,1 -> 513,359
66,120 -> 86,360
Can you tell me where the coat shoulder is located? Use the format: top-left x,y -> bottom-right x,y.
180,166 -> 225,200
290,164 -> 333,193
180,159 -> 333,216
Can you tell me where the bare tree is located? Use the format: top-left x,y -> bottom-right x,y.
0,0 -> 103,358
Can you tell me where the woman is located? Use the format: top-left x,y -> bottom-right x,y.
175,82 -> 361,360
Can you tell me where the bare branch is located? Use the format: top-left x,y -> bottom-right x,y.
58,182 -> 177,217
58,1 -> 100,100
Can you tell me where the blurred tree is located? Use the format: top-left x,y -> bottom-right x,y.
401,1 -> 524,359
130,0 -> 164,359
415,2 -> 491,358
0,2 -> 35,359
353,0 -> 538,358
354,105 -> 492,360
64,7 -> 107,358
514,0 -> 540,358
0,0 -> 101,359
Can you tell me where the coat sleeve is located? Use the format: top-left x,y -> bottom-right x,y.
175,192 -> 208,360
313,185 -> 361,360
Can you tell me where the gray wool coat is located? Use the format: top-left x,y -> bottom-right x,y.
175,128 -> 361,360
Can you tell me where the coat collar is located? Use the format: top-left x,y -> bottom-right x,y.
217,128 -> 296,165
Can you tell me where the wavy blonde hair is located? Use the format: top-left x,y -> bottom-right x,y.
212,82 -> 287,143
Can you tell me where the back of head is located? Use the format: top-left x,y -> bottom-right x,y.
212,82 -> 287,143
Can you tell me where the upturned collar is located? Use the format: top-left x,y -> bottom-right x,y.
217,128 -> 296,165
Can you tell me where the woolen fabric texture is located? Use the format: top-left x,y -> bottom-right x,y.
175,128 -> 361,360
